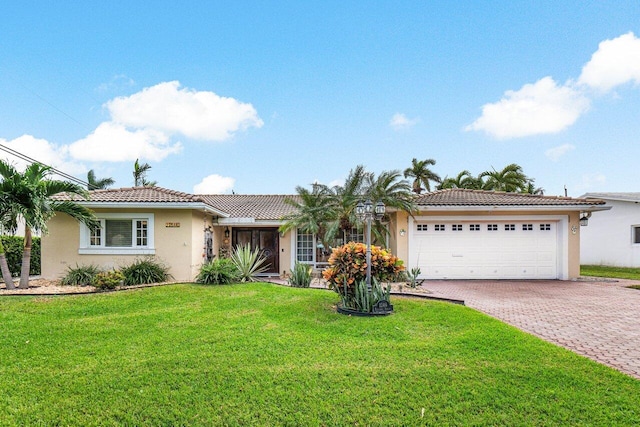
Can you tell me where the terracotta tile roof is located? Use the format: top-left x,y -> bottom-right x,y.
54,187 -> 300,220
200,194 -> 299,220
414,189 -> 606,206
55,186 -> 205,203
55,187 -> 605,219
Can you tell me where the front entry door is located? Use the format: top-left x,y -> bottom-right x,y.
232,228 -> 279,274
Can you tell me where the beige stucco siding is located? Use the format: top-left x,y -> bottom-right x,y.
42,208 -> 202,282
279,231 -> 292,277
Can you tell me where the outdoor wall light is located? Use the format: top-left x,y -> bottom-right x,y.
400,229 -> 406,236
224,227 -> 230,238
579,212 -> 591,227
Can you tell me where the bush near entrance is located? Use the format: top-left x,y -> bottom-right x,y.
322,242 -> 404,312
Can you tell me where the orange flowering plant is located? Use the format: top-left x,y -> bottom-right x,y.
322,242 -> 405,294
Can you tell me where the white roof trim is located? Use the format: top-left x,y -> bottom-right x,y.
416,205 -> 611,212
581,193 -> 640,203
217,219 -> 284,227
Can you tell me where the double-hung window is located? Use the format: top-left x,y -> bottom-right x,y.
80,213 -> 155,254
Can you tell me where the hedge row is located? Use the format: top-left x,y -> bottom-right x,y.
0,236 -> 41,277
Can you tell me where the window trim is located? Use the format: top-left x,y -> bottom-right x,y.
79,213 -> 155,255
295,230 -> 315,263
632,225 -> 640,245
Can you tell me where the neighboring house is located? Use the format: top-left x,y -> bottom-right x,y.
0,218 -> 41,237
42,186 -> 607,282
580,192 -> 640,267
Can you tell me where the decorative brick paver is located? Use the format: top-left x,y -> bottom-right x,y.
421,279 -> 640,379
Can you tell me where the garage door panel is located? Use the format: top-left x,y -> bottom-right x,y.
412,220 -> 558,279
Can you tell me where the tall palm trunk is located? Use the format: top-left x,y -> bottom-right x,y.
18,227 -> 32,289
0,239 -> 15,289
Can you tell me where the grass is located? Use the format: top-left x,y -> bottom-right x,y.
581,264 -> 640,283
1,283 -> 639,426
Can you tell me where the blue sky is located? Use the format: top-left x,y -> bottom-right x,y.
1,1 -> 639,196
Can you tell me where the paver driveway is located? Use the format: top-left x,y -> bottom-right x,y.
420,279 -> 640,379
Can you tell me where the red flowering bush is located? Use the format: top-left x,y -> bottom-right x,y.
322,242 -> 404,290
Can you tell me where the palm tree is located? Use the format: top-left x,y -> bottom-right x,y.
480,163 -> 530,192
133,159 -> 156,187
403,158 -> 441,194
439,170 -> 482,190
0,160 -> 99,289
87,169 -> 115,190
0,191 -> 20,289
325,165 -> 371,243
365,170 -> 416,244
524,180 -> 545,195
279,183 -> 334,240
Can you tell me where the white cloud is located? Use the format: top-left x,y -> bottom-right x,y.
0,134 -> 86,175
389,113 -> 419,131
545,143 -> 576,162
68,81 -> 261,165
465,77 -> 590,139
96,74 -> 135,93
68,122 -> 182,162
576,172 -> 606,192
193,174 -> 235,194
328,179 -> 344,188
106,81 -> 264,141
578,32 -> 640,92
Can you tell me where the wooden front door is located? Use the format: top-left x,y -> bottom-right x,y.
232,228 -> 279,274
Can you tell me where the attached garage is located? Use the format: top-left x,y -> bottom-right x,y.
401,190 -> 610,281
409,217 -> 563,279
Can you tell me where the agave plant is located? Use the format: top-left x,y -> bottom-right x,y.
230,244 -> 269,282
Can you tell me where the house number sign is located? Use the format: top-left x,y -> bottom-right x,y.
165,222 -> 181,228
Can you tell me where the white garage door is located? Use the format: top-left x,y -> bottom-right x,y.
410,220 -> 558,279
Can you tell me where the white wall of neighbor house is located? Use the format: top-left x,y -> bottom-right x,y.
580,200 -> 640,267
42,208 -> 198,281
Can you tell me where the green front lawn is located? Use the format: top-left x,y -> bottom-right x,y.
1,284 -> 638,425
581,264 -> 640,282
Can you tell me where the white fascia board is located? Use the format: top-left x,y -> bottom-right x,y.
584,195 -> 640,203
79,202 -> 230,217
416,205 -> 611,212
217,218 -> 284,227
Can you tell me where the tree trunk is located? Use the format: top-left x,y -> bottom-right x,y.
0,248 -> 15,290
18,227 -> 32,289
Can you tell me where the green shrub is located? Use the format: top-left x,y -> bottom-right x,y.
348,277 -> 391,312
93,270 -> 125,290
289,262 -> 312,288
230,244 -> 269,282
0,236 -> 41,276
61,263 -> 102,286
196,258 -> 239,285
322,242 -> 402,313
406,267 -> 422,288
121,257 -> 171,286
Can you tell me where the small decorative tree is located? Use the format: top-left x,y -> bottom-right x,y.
322,242 -> 404,314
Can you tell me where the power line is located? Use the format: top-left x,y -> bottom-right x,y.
0,143 -> 93,188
